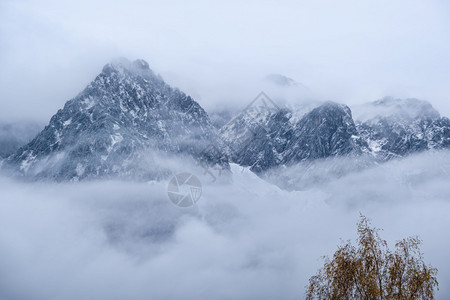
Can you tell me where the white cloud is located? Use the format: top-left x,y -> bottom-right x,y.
0,151 -> 449,299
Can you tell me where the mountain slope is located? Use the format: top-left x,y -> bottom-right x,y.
353,97 -> 450,160
5,59 -> 226,180
220,96 -> 450,174
4,60 -> 450,182
220,100 -> 364,172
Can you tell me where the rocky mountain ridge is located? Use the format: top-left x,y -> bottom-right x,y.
3,59 -> 449,181
4,59 -> 226,180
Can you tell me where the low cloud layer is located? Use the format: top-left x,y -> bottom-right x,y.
0,150 -> 449,299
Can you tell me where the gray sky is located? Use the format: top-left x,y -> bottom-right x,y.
1,0 -> 450,122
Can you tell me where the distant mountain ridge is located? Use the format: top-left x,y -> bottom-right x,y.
220,100 -> 364,172
2,59 -> 450,181
219,96 -> 450,172
353,97 -> 450,160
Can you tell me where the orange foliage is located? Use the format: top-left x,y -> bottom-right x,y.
306,214 -> 438,300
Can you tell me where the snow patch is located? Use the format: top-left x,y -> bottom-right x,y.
76,163 -> 85,177
107,133 -> 124,152
111,133 -> 123,146
63,118 -> 72,126
81,96 -> 95,110
20,152 -> 36,172
368,139 -> 384,152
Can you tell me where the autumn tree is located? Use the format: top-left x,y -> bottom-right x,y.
306,214 -> 438,299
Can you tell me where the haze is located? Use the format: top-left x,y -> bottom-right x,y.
1,0 -> 450,122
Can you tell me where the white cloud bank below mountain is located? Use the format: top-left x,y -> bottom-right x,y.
0,150 -> 449,299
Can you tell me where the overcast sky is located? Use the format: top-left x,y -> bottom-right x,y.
1,0 -> 450,122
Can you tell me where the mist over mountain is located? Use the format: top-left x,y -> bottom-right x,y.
264,74 -> 303,88
354,97 -> 450,160
2,60 -> 450,184
0,58 -> 449,299
220,95 -> 450,176
3,59 -> 227,181
0,122 -> 42,159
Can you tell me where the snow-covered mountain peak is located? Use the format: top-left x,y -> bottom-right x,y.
4,58 -> 226,181
101,58 -> 162,83
354,97 -> 450,159
3,59 -> 449,182
313,101 -> 352,116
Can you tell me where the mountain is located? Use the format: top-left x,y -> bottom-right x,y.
3,58 -> 449,183
220,96 -> 450,174
4,58 -> 227,181
219,96 -> 450,191
220,94 -> 364,172
353,97 -> 450,160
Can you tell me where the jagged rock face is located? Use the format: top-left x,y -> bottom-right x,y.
4,59 -> 450,182
6,59 -> 225,180
354,97 -> 450,159
281,103 -> 363,161
221,97 -> 450,173
220,101 -> 363,172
